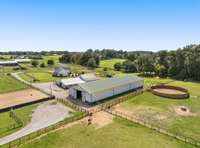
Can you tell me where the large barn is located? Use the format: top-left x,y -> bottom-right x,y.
69,75 -> 143,103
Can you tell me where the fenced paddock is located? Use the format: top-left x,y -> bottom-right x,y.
1,112 -> 88,148
0,89 -> 53,112
90,89 -> 144,113
150,85 -> 189,99
9,110 -> 23,129
107,109 -> 200,147
0,100 -> 89,148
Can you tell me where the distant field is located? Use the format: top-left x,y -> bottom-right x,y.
0,67 -> 16,74
100,58 -> 125,69
18,58 -> 127,80
42,55 -> 61,65
0,104 -> 37,138
144,77 -> 174,88
20,118 -> 194,148
19,72 -> 62,83
0,55 -> 12,60
67,64 -> 93,74
118,79 -> 200,142
0,76 -> 27,94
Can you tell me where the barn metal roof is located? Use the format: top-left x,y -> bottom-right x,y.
0,61 -> 18,64
60,77 -> 85,86
78,75 -> 143,94
80,73 -> 99,82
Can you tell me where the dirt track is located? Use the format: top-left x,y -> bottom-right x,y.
0,89 -> 48,109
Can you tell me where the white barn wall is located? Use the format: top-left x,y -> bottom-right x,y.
69,88 -> 77,98
86,80 -> 143,103
90,88 -> 114,102
69,79 -> 144,103
114,84 -> 130,95
84,93 -> 92,102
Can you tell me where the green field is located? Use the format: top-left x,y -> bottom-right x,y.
19,72 -> 63,83
0,67 -> 16,74
99,58 -> 125,69
0,104 -> 37,138
169,80 -> 200,97
0,75 -> 27,94
18,55 -> 70,83
18,57 -> 127,81
20,118 -> 194,148
144,77 -> 174,88
119,79 -> 200,141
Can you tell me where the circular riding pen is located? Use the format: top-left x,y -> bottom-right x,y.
150,84 -> 190,99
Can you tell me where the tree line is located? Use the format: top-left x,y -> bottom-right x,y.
59,45 -> 200,81
1,45 -> 200,81
114,45 -> 200,81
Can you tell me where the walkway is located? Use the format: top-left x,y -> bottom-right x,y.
11,72 -> 68,99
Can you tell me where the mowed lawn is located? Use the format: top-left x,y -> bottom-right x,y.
0,76 -> 27,94
20,118 -> 194,148
119,79 -> 200,141
0,104 -> 37,138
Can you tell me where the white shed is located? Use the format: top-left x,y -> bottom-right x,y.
79,73 -> 99,82
69,75 -> 143,103
0,61 -> 18,66
56,77 -> 85,89
56,73 -> 98,89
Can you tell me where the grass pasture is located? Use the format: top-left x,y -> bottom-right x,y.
118,79 -> 200,142
100,58 -> 125,70
19,118 -> 194,148
0,104 -> 37,138
144,77 -> 174,88
19,72 -> 62,83
169,80 -> 200,97
0,75 -> 27,94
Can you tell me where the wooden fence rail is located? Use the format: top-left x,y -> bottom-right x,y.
9,109 -> 23,129
1,112 -> 88,148
106,109 -> 200,147
90,89 -> 144,113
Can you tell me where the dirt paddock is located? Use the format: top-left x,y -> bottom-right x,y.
90,111 -> 114,128
153,88 -> 186,95
150,85 -> 189,99
0,89 -> 49,110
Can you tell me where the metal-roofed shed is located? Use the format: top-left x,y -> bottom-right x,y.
80,73 -> 98,82
69,75 -> 143,103
0,61 -> 18,66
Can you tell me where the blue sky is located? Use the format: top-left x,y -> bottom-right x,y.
0,0 -> 199,52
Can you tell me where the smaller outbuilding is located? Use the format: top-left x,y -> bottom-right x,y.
79,73 -> 99,82
0,61 -> 19,67
69,75 -> 143,103
56,73 -> 98,89
15,59 -> 31,63
53,67 -> 71,77
56,77 -> 85,89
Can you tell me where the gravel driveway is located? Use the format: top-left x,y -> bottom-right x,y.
0,101 -> 72,146
33,82 -> 68,99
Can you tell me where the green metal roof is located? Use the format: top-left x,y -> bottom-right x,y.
78,75 -> 143,94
